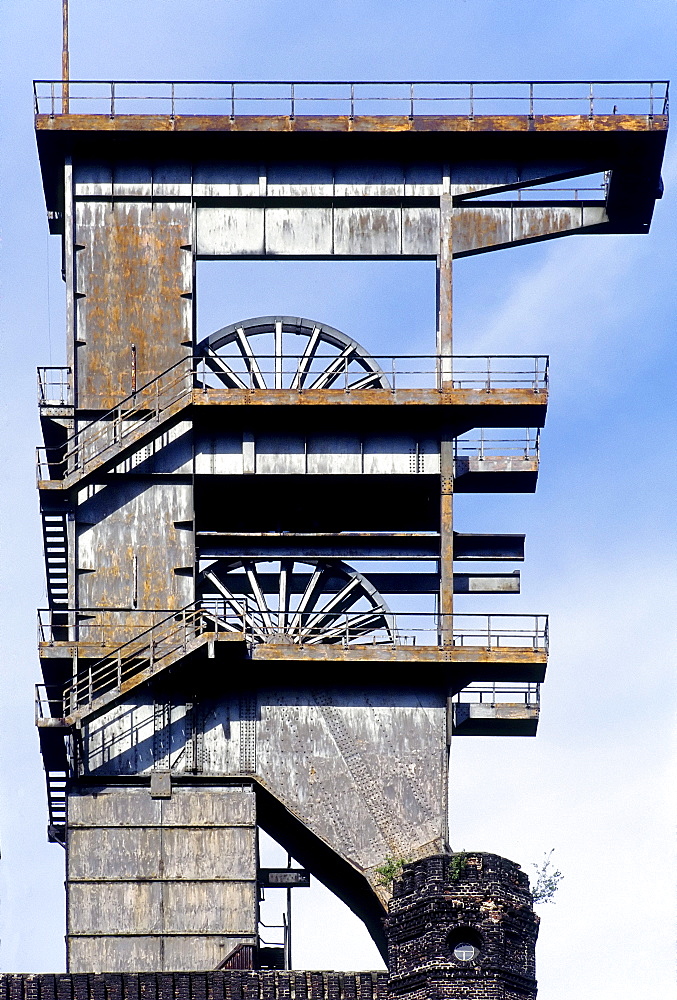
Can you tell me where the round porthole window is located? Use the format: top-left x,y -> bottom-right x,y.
453,941 -> 480,962
448,928 -> 482,963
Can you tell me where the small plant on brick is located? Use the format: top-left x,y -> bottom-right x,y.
375,856 -> 409,887
530,849 -> 563,904
450,850 -> 468,880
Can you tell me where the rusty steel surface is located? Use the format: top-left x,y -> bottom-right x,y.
35,113 -> 668,134
75,200 -> 192,410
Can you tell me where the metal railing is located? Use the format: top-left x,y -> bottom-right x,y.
34,80 -> 669,120
453,681 -> 540,706
38,606 -> 547,717
36,357 -> 193,482
36,355 -> 547,483
35,683 -> 68,723
38,366 -> 72,407
38,606 -> 198,645
61,604 -> 242,714
196,354 -> 549,393
455,428 -> 540,461
38,606 -> 548,651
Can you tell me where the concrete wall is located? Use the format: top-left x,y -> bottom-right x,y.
66,784 -> 258,973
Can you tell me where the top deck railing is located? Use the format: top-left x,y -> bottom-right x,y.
34,80 -> 669,120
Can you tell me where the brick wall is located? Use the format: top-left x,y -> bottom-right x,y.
387,854 -> 539,1000
1,853 -> 538,1000
0,974 -> 388,1000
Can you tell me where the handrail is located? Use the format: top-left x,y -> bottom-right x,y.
38,605 -> 548,651
41,606 -> 548,719
454,681 -> 540,705
33,80 -> 669,120
35,354 -> 548,483
455,428 -> 540,460
38,366 -> 72,406
36,355 -> 193,482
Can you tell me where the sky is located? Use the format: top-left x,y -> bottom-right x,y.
0,2 -> 675,997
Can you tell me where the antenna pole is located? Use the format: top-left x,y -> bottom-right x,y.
62,0 -> 69,113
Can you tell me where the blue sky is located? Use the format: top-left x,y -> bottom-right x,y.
0,2 -> 675,997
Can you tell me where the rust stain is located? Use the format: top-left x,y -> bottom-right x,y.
36,113 -> 668,135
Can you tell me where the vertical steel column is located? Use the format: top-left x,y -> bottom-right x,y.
61,0 -> 69,114
438,187 -> 454,644
63,157 -> 78,654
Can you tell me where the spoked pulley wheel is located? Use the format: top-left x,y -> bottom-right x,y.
199,558 -> 395,645
196,316 -> 390,391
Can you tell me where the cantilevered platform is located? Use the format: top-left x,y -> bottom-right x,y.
35,80 -> 667,244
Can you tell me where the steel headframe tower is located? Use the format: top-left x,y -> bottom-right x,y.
33,80 -> 666,974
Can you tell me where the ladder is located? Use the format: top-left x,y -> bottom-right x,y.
42,512 -> 69,611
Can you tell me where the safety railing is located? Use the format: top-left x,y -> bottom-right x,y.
39,605 -> 547,717
36,356 -> 193,482
64,604 -> 245,714
39,605 -> 549,652
36,354 -> 547,482
38,606 -> 198,645
35,683 -> 68,723
196,354 -> 549,394
455,428 -> 540,461
38,367 -> 72,407
34,80 -> 669,120
453,681 -> 540,706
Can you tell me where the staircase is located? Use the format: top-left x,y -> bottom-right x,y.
42,512 -> 69,611
45,770 -> 68,845
37,357 -> 193,489
63,606 -> 246,724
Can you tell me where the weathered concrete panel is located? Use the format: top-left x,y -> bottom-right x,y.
363,435 -> 417,475
307,435 -> 362,475
404,164 -> 442,196
162,787 -> 256,826
162,936 -> 254,972
161,828 -> 256,879
74,162 -> 113,197
195,434 -> 244,475
193,162 -> 260,197
66,784 -> 258,971
68,937 -> 162,973
402,206 -> 439,256
69,881 -> 163,934
151,163 -> 192,197
69,827 -> 162,878
267,162 -> 334,198
163,881 -> 255,933
69,786 -> 161,826
255,435 -> 306,475
452,206 -> 513,255
196,204 -> 437,257
193,433 -> 440,476
334,163 -> 405,197
112,163 -> 153,198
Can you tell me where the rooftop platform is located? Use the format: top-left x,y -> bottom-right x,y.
35,80 -> 668,236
